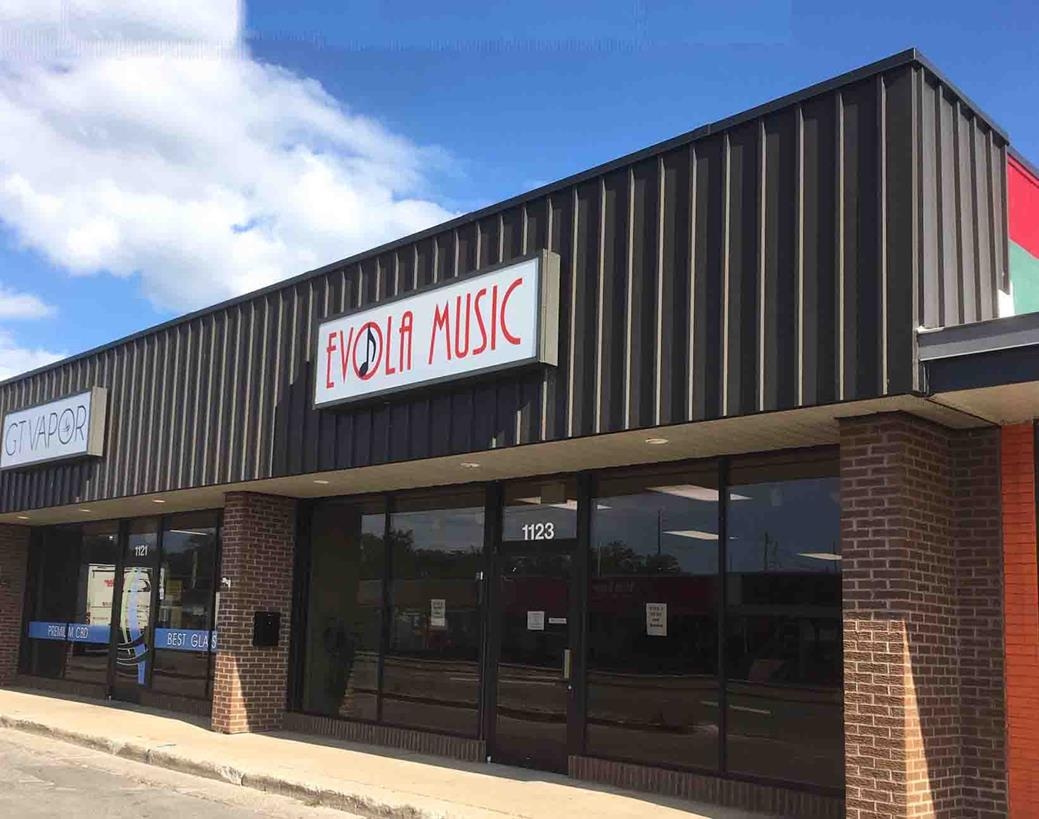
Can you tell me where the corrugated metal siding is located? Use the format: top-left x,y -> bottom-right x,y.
0,59 -> 1009,512
917,69 -> 1008,328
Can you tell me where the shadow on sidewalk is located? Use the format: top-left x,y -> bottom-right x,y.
8,686 -> 210,731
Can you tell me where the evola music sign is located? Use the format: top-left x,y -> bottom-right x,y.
314,251 -> 560,408
1,387 -> 108,470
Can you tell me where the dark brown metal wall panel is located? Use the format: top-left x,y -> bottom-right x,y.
660,146 -> 692,424
883,68 -> 917,396
690,136 -> 725,420
0,59 -> 1010,513
917,69 -> 1005,329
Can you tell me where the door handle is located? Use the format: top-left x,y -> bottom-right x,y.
563,648 -> 571,681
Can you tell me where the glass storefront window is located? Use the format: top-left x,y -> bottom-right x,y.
65,523 -> 119,684
503,479 -> 578,541
152,512 -> 220,699
21,510 -> 220,700
383,491 -> 485,736
303,498 -> 386,720
725,456 -> 842,789
290,454 -> 842,792
113,518 -> 158,688
21,526 -> 79,679
588,466 -> 721,771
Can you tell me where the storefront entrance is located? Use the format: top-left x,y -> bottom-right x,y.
295,460 -> 844,792
109,520 -> 158,702
491,538 -> 575,772
19,512 -> 221,706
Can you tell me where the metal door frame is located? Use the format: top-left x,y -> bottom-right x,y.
107,519 -> 161,703
485,532 -> 580,769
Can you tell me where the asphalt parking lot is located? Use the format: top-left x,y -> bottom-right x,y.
0,728 -> 359,819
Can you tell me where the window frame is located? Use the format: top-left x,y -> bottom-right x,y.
18,509 -> 223,702
290,447 -> 842,795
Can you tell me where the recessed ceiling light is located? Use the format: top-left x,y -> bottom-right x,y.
152,499 -> 166,504
649,484 -> 718,501
645,437 -> 669,445
514,497 -> 610,511
16,515 -> 29,520
648,485 -> 751,502
460,462 -> 481,469
313,479 -> 330,485
664,529 -> 719,541
79,508 -> 93,513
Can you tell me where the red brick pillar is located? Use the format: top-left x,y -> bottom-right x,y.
1001,424 -> 1039,818
840,413 -> 1007,819
211,492 -> 297,734
0,525 -> 29,686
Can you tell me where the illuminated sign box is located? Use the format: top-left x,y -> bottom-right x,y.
1,387 -> 107,470
314,250 -> 560,409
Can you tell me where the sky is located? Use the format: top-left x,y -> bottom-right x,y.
0,0 -> 1036,381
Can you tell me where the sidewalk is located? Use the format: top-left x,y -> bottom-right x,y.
0,687 -> 776,819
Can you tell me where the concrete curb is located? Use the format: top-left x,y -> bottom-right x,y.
0,713 -> 464,819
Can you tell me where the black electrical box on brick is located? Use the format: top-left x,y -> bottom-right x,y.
252,610 -> 280,647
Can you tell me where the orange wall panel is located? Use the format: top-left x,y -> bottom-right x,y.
1001,423 -> 1039,818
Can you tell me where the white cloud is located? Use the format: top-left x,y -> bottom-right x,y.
0,329 -> 65,381
0,0 -> 457,314
0,283 -> 56,319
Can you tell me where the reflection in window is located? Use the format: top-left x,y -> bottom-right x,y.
383,491 -> 484,736
303,498 -> 385,720
21,527 -> 79,679
503,479 -> 578,541
152,512 -> 220,699
588,468 -> 720,771
725,461 -> 842,789
65,523 -> 119,684
114,519 -> 158,686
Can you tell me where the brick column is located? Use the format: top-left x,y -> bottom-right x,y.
212,492 -> 297,734
840,413 -> 1006,819
1000,424 -> 1039,818
0,524 -> 29,686
953,428 -> 1008,817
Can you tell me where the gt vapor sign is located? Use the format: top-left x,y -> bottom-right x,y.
314,251 -> 560,408
1,387 -> 108,470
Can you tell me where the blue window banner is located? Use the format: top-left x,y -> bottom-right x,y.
27,621 -> 110,643
28,622 -> 217,654
154,628 -> 218,653
66,623 -> 111,643
26,621 -> 71,641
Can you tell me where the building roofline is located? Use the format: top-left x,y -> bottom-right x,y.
1,47 -> 1012,390
1009,146 -> 1039,181
918,311 -> 1039,362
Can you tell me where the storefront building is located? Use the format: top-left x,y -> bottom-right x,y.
1,49 -> 1037,818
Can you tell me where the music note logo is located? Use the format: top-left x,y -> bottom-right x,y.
354,321 -> 382,381
358,325 -> 377,378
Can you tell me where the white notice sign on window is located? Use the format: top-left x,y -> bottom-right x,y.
527,610 -> 545,631
646,602 -> 667,637
430,598 -> 446,628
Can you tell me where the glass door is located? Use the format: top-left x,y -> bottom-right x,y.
110,519 -> 159,701
491,538 -> 574,772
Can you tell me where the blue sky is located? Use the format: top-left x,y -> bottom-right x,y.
1,0 -> 1037,379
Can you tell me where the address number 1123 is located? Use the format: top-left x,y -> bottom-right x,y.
522,522 -> 555,541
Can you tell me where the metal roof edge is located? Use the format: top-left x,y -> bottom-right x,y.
918,312 -> 1039,362
911,48 -> 1011,144
1009,146 -> 1039,182
0,48 -> 1008,391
